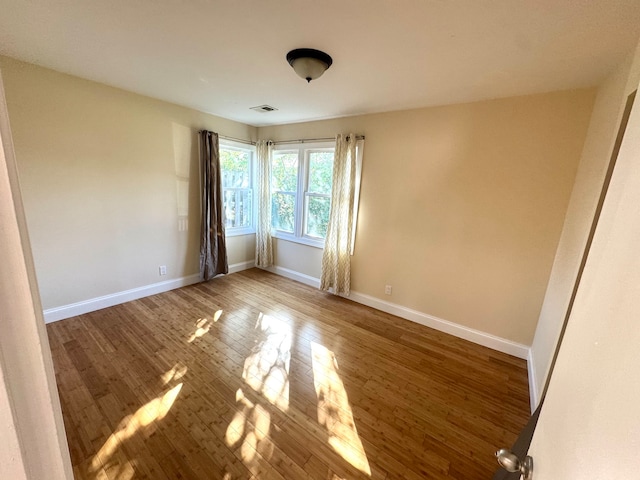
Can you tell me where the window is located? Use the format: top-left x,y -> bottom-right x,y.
271,151 -> 298,233
271,142 -> 334,248
220,141 -> 255,236
305,151 -> 333,238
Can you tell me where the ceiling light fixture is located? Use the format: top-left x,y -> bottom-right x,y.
286,48 -> 333,83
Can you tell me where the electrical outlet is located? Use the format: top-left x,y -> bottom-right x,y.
159,265 -> 167,276
385,285 -> 392,295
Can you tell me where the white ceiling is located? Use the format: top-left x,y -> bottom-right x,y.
1,0 -> 639,127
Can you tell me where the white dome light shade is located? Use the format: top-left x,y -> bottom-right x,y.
290,57 -> 329,82
286,49 -> 333,83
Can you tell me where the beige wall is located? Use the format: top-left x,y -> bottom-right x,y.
260,91 -> 595,345
0,56 -> 257,310
0,70 -> 73,479
529,38 -> 640,478
0,366 -> 27,480
273,238 -> 324,278
529,52 -> 639,405
1,54 -> 596,348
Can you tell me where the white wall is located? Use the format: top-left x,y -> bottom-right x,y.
529,46 -> 640,407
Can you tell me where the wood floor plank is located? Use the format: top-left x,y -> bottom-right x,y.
47,268 -> 530,479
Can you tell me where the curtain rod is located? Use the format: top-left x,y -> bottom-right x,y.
199,132 -> 365,146
271,135 -> 365,145
220,134 -> 257,146
197,131 -> 257,145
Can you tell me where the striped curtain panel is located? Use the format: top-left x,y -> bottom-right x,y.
199,130 -> 228,280
320,134 -> 358,295
255,140 -> 274,267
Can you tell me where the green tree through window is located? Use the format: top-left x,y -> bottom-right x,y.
271,144 -> 334,245
271,152 -> 298,232
220,146 -> 253,230
305,152 -> 334,238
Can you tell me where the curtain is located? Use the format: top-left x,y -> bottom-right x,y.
199,130 -> 228,280
255,140 -> 274,267
320,133 -> 358,295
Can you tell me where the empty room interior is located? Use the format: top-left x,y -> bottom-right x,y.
2,1 -> 640,479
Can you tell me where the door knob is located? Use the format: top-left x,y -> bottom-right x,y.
495,448 -> 533,479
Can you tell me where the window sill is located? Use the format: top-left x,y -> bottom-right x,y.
225,228 -> 256,237
272,231 -> 325,249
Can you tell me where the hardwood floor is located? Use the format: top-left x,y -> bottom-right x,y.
47,268 -> 530,480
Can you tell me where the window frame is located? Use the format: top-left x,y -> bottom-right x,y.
271,141 -> 335,249
219,139 -> 256,237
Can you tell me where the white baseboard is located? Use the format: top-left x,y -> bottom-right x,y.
263,265 -> 529,360
264,265 -> 321,288
527,349 -> 540,413
347,290 -> 529,359
43,274 -> 200,323
229,260 -> 256,274
45,260 -> 532,381
43,261 -> 255,323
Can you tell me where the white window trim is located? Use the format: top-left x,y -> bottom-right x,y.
219,139 -> 256,237
271,141 -> 334,249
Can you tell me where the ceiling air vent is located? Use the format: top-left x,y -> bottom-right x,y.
250,105 -> 278,113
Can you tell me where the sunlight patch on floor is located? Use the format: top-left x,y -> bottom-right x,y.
90,383 -> 183,476
112,461 -> 136,480
187,309 -> 223,343
311,342 -> 371,476
225,312 -> 292,476
225,388 -> 275,471
161,362 -> 187,385
242,312 -> 291,411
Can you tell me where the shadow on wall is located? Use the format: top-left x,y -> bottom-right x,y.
172,122 -> 200,276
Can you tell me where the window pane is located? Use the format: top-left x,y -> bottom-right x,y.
305,195 -> 331,238
224,189 -> 252,228
308,152 -> 334,194
272,192 -> 295,232
272,152 -> 298,192
220,149 -> 250,188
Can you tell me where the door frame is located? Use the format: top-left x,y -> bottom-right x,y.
0,69 -> 73,479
